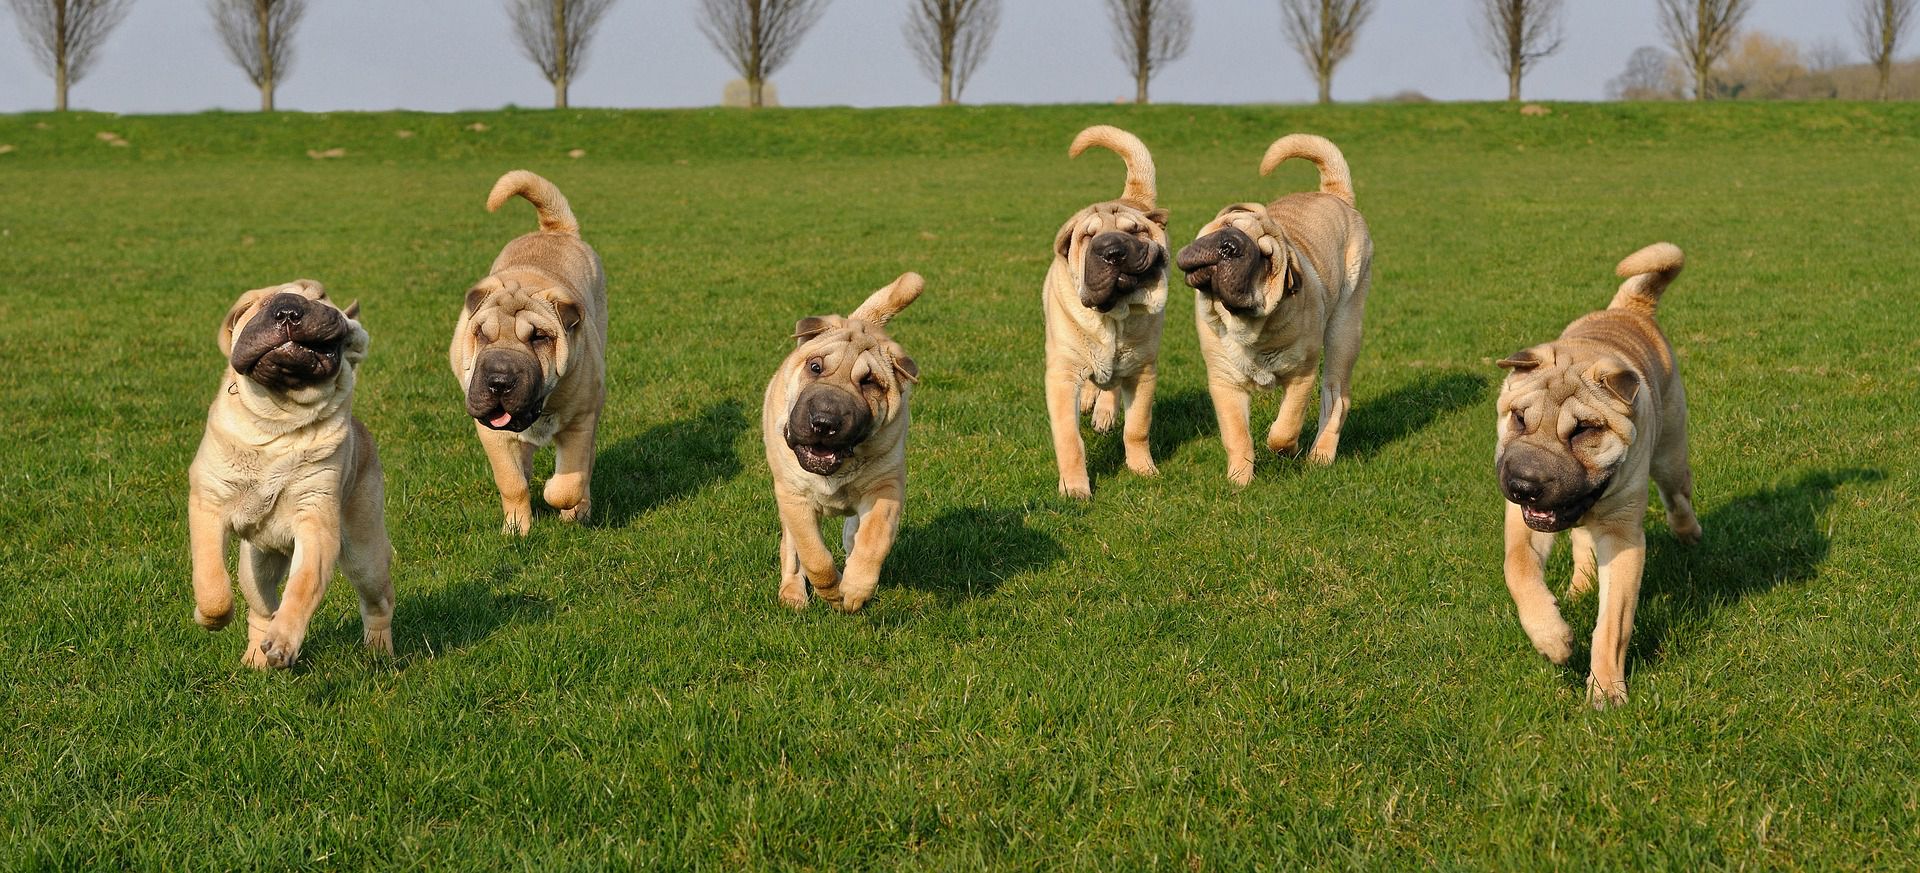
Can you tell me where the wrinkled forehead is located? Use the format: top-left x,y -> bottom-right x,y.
799,322 -> 892,367
1500,368 -> 1581,409
1201,205 -> 1270,237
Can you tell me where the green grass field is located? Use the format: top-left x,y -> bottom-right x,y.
2,102 -> 1917,868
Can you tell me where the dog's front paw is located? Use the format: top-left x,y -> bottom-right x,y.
1058,476 -> 1092,500
1672,518 -> 1702,545
1227,462 -> 1254,487
250,627 -> 303,670
558,497 -> 591,525
364,627 -> 393,657
193,604 -> 232,631
1587,675 -> 1629,710
501,512 -> 532,536
1522,616 -> 1576,665
1126,455 -> 1159,478
1090,394 -> 1117,433
1306,446 -> 1338,465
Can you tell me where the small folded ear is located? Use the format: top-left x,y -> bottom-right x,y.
538,290 -> 583,331
889,344 -> 920,384
793,315 -> 838,344
1279,248 -> 1301,297
343,299 -> 361,320
1144,207 -> 1170,229
1054,220 -> 1075,259
464,284 -> 491,315
1497,349 -> 1543,371
1588,359 -> 1642,407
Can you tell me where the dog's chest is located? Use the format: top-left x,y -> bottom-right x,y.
1207,309 -> 1312,388
200,436 -> 343,551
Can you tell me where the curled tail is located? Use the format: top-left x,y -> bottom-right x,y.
850,272 -> 924,327
1069,125 -> 1157,210
1608,242 -> 1685,316
486,170 -> 579,236
1259,134 -> 1355,207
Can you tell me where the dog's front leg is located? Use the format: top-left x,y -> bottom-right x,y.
1206,377 -> 1257,486
836,483 -> 902,613
1089,389 -> 1119,433
1045,362 -> 1091,499
1266,371 -> 1317,456
252,516 -> 340,670
777,495 -> 840,606
188,489 -> 233,630
545,412 -> 597,525
1119,363 -> 1157,477
1587,519 -> 1647,710
477,426 -> 536,535
1503,502 -> 1574,665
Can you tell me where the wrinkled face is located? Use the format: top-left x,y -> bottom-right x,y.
1494,345 -> 1643,532
1054,202 -> 1170,312
1177,205 -> 1297,317
781,316 -> 919,476
221,280 -> 366,395
458,276 -> 583,433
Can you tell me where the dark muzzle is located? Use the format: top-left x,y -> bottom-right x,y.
1178,228 -> 1266,316
230,292 -> 348,391
466,348 -> 545,432
1080,231 -> 1164,311
784,384 -> 874,475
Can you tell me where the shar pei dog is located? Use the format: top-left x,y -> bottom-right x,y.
1495,243 -> 1701,709
762,273 -> 923,613
451,170 -> 608,534
1042,124 -> 1171,499
1176,134 -> 1373,484
187,280 -> 395,669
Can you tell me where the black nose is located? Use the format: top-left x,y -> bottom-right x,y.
1505,472 -> 1545,504
809,412 -> 839,437
486,373 -> 514,395
273,303 -> 303,324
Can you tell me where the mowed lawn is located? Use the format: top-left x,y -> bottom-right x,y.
1,102 -> 1917,868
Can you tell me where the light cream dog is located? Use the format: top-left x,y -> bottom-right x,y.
1043,125 -> 1171,499
1494,243 -> 1701,709
188,280 -> 394,669
450,170 -> 608,534
762,273 -> 923,613
1175,134 -> 1373,484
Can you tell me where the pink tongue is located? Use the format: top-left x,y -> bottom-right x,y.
489,412 -> 512,427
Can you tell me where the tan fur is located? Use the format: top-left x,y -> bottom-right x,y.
188,280 -> 395,669
451,170 -> 608,534
1192,134 -> 1372,483
762,273 -> 923,613
1495,242 -> 1701,710
1044,125 -> 1170,498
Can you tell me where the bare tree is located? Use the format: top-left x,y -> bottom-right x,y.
209,0 -> 305,111
1103,0 -> 1192,104
1656,0 -> 1753,100
1855,0 -> 1916,100
699,0 -> 830,108
1476,0 -> 1563,101
1606,46 -> 1686,100
508,0 -> 616,109
1279,0 -> 1375,105
904,0 -> 999,105
5,0 -> 133,111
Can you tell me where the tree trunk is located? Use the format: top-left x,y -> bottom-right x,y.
1135,69 -> 1148,104
1878,63 -> 1891,101
555,78 -> 569,108
750,77 -> 764,109
256,0 -> 273,111
1508,67 -> 1521,101
261,82 -> 274,112
56,65 -> 69,112
940,69 -> 953,106
1317,70 -> 1331,105
1694,58 -> 1709,100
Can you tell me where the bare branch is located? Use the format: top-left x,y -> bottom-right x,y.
699,0 -> 831,107
1655,0 -> 1754,100
6,0 -> 135,109
209,0 -> 306,110
1475,0 -> 1563,101
904,0 -> 1000,104
1279,0 -> 1375,104
1103,0 -> 1193,104
507,0 -> 617,108
1854,0 -> 1917,100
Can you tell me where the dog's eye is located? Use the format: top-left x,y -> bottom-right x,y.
1569,421 -> 1600,441
806,357 -> 824,376
859,372 -> 879,389
1510,410 -> 1526,431
529,329 -> 550,345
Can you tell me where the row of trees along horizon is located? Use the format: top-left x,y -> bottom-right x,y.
6,0 -> 1916,113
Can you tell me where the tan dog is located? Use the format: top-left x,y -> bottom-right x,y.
1043,125 -> 1171,498
762,273 -> 923,613
187,280 -> 394,669
1176,134 -> 1373,484
1495,243 -> 1701,709
450,170 -> 608,534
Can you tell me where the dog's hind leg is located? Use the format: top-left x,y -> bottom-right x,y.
340,477 -> 395,658
1588,521 -> 1647,710
779,528 -> 809,609
1308,281 -> 1367,465
1503,502 -> 1574,666
236,541 -> 290,670
1046,363 -> 1092,499
1119,363 -> 1158,477
1090,389 -> 1119,433
1567,526 -> 1597,599
1207,377 -> 1257,486
1651,395 -> 1701,545
837,483 -> 903,613
545,412 -> 597,525
1266,371 -> 1317,456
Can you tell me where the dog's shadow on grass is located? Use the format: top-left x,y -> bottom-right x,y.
1086,387 -> 1215,476
886,506 -> 1066,604
1628,467 -> 1885,667
1337,370 -> 1488,460
308,563 -> 554,665
594,401 -> 748,527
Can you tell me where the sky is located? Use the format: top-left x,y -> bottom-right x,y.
0,0 -> 1867,114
